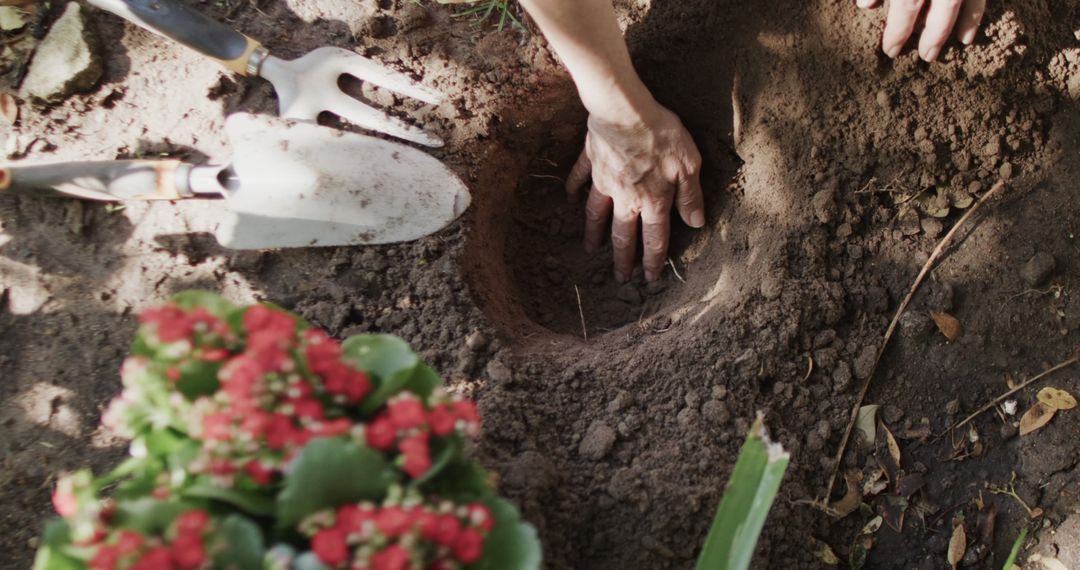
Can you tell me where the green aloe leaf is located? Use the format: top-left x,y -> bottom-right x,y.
277,438 -> 399,528
695,415 -> 789,570
472,497 -> 542,570
212,515 -> 265,570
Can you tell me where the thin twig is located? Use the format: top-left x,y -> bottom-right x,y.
945,356 -> 1080,435
574,284 -> 587,341
667,258 -> 686,283
822,179 -> 1006,502
529,174 -> 564,182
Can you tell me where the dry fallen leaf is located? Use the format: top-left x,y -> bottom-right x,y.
948,519 -> 966,570
931,311 -> 963,342
855,405 -> 880,448
0,92 -> 16,124
1019,401 -> 1056,436
811,538 -> 840,566
829,469 -> 863,518
882,422 -> 901,466
1037,387 -> 1077,411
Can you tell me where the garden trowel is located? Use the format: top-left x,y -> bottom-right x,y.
0,114 -> 470,248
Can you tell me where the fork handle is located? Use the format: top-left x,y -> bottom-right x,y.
86,0 -> 265,76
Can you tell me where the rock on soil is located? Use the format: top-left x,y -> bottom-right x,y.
578,420 -> 616,460
20,3 -> 102,103
1020,252 -> 1056,287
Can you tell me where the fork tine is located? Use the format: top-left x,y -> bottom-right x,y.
327,49 -> 445,106
325,90 -> 444,148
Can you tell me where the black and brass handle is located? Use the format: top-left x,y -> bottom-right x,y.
86,0 -> 267,75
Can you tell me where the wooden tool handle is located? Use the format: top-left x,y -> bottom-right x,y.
0,160 -> 191,201
86,0 -> 264,76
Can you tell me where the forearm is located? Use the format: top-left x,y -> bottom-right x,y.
519,0 -> 657,125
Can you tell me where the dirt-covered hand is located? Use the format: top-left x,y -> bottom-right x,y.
566,103 -> 704,283
857,0 -> 986,61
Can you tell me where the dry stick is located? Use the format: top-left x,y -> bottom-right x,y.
574,284 -> 588,341
946,356 -> 1080,434
821,179 -> 1007,503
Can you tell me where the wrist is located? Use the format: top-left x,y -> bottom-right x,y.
575,72 -> 660,128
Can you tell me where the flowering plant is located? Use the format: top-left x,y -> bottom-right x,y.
34,291 -> 540,570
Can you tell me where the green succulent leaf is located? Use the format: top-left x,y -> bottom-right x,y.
169,290 -> 236,318
277,438 -> 399,528
182,482 -> 275,517
174,359 -> 221,400
342,334 -> 419,382
361,364 -> 442,416
472,498 -> 542,570
212,515 -> 265,570
410,436 -> 463,487
420,459 -> 494,500
113,499 -> 192,535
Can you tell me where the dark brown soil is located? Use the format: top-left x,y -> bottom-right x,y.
3,0 -> 1080,569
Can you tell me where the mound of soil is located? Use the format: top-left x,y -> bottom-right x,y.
2,0 -> 1080,568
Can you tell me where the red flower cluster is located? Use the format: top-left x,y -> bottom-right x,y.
139,305 -> 230,344
84,510 -> 211,570
169,306 -> 372,487
307,498 -> 495,569
367,394 -> 480,479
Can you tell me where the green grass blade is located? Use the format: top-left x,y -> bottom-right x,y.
695,415 -> 790,570
1002,526 -> 1028,570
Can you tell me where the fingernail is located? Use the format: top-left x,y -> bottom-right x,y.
615,271 -> 629,284
960,30 -> 976,45
884,44 -> 901,59
856,0 -> 874,8
690,210 -> 705,228
645,270 -> 658,282
922,47 -> 940,62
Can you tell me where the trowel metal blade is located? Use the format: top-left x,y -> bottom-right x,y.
213,113 -> 470,249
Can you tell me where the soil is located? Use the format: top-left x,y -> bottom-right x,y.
3,0 -> 1080,568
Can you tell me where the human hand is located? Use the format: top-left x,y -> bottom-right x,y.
857,0 -> 986,61
566,102 -> 704,283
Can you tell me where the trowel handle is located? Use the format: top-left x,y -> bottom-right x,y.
86,0 -> 266,76
0,160 -> 195,201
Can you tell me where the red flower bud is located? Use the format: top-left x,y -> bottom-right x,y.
290,397 -> 325,421
243,305 -> 296,339
371,543 -> 411,570
170,533 -> 206,569
452,527 -> 485,564
115,528 -> 144,557
200,348 -> 230,362
374,506 -> 415,538
428,404 -> 456,437
89,545 -> 120,570
387,396 -> 427,431
240,410 -> 272,439
166,367 -> 181,382
423,513 -> 462,547
139,304 -> 192,343
336,504 -> 376,535
311,527 -> 349,566
201,412 -> 233,442
175,510 -> 210,536
344,371 -> 371,404
365,416 -> 397,451
245,459 -> 275,485
466,503 -> 495,533
399,433 -> 432,479
51,489 -> 78,518
265,413 -> 296,450
130,546 -> 174,570
452,400 -> 480,425
315,418 -> 353,438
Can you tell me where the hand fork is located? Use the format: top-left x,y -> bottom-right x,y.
87,0 -> 445,147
